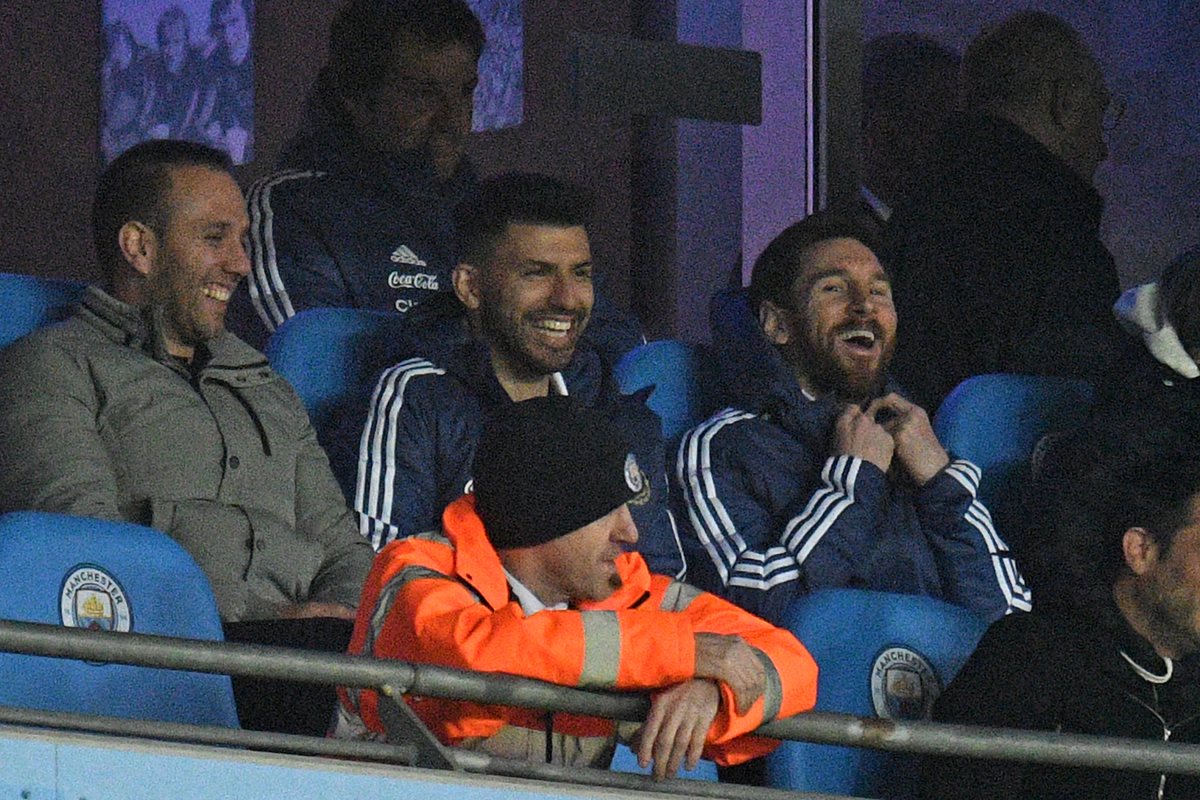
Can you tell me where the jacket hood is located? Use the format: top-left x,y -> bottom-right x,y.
1114,283 -> 1200,379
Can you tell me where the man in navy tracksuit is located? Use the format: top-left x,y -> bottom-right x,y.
226,0 -> 640,363
331,173 -> 684,578
672,213 -> 1030,626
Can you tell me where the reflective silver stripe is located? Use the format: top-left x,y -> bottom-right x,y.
752,646 -> 783,723
343,564 -> 449,723
362,565 -> 452,658
659,580 -> 703,612
578,611 -> 621,688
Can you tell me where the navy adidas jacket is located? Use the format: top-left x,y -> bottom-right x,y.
328,299 -> 685,579
670,297 -> 1030,625
226,80 -> 643,364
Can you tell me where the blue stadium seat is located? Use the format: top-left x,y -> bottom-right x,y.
932,373 -> 1095,536
614,340 -> 720,440
0,273 -> 87,349
766,589 -> 987,798
264,307 -> 409,446
0,511 -> 239,727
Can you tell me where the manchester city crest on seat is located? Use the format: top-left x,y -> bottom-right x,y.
870,645 -> 941,720
60,564 -> 132,633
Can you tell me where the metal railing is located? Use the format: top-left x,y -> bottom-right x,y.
4,618 -> 1200,798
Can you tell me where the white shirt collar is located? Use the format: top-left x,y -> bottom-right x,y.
503,567 -> 568,615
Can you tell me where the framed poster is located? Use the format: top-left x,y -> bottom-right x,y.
100,0 -> 254,164
469,0 -> 523,131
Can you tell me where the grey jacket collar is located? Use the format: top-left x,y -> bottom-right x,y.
78,286 -> 269,376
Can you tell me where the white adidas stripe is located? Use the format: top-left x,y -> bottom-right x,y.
949,459 -> 1031,612
678,411 -> 863,593
676,409 -> 754,583
355,358 -> 446,550
246,170 -> 323,331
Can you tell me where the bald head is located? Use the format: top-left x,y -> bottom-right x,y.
962,11 -> 1111,180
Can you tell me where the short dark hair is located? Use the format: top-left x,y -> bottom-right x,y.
748,212 -> 881,313
1159,248 -> 1200,356
456,172 -> 593,265
962,11 -> 1091,114
1025,432 -> 1200,609
92,139 -> 232,276
326,0 -> 484,106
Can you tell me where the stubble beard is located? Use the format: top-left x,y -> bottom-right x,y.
1139,570 -> 1200,659
479,300 -> 585,379
794,328 -> 892,406
147,252 -> 222,352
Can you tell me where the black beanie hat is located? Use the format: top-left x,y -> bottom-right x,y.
473,395 -> 644,550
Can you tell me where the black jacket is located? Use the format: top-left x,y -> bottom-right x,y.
885,114 -> 1123,412
922,602 -> 1200,800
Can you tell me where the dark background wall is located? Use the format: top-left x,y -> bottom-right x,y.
2,1 -> 1197,329
0,1 -> 634,310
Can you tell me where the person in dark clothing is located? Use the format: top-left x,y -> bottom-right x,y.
1091,248 -> 1200,455
885,11 -> 1124,413
144,6 -> 205,142
922,436 -> 1200,800
226,0 -> 641,361
202,0 -> 254,163
1018,248 -> 1200,593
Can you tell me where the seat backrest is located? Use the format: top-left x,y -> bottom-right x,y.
0,511 -> 239,727
264,307 -> 410,447
766,589 -> 987,798
932,373 -> 1095,536
614,340 -> 720,440
0,273 -> 87,349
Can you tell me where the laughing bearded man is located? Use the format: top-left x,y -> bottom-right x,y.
337,172 -> 684,578
672,212 -> 1029,625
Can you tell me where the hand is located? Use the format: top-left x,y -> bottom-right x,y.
866,393 -> 949,486
693,633 -> 765,715
834,404 -> 895,473
277,601 -> 357,621
635,679 -> 720,780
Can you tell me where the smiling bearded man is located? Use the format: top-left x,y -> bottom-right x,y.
338,173 -> 685,581
671,211 -> 1030,626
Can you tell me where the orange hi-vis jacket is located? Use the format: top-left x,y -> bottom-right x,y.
336,494 -> 818,766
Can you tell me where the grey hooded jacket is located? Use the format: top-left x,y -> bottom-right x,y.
0,287 -> 373,621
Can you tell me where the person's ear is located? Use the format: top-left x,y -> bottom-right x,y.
117,221 -> 158,278
1122,526 -> 1159,576
452,262 -> 482,310
759,299 -> 793,346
